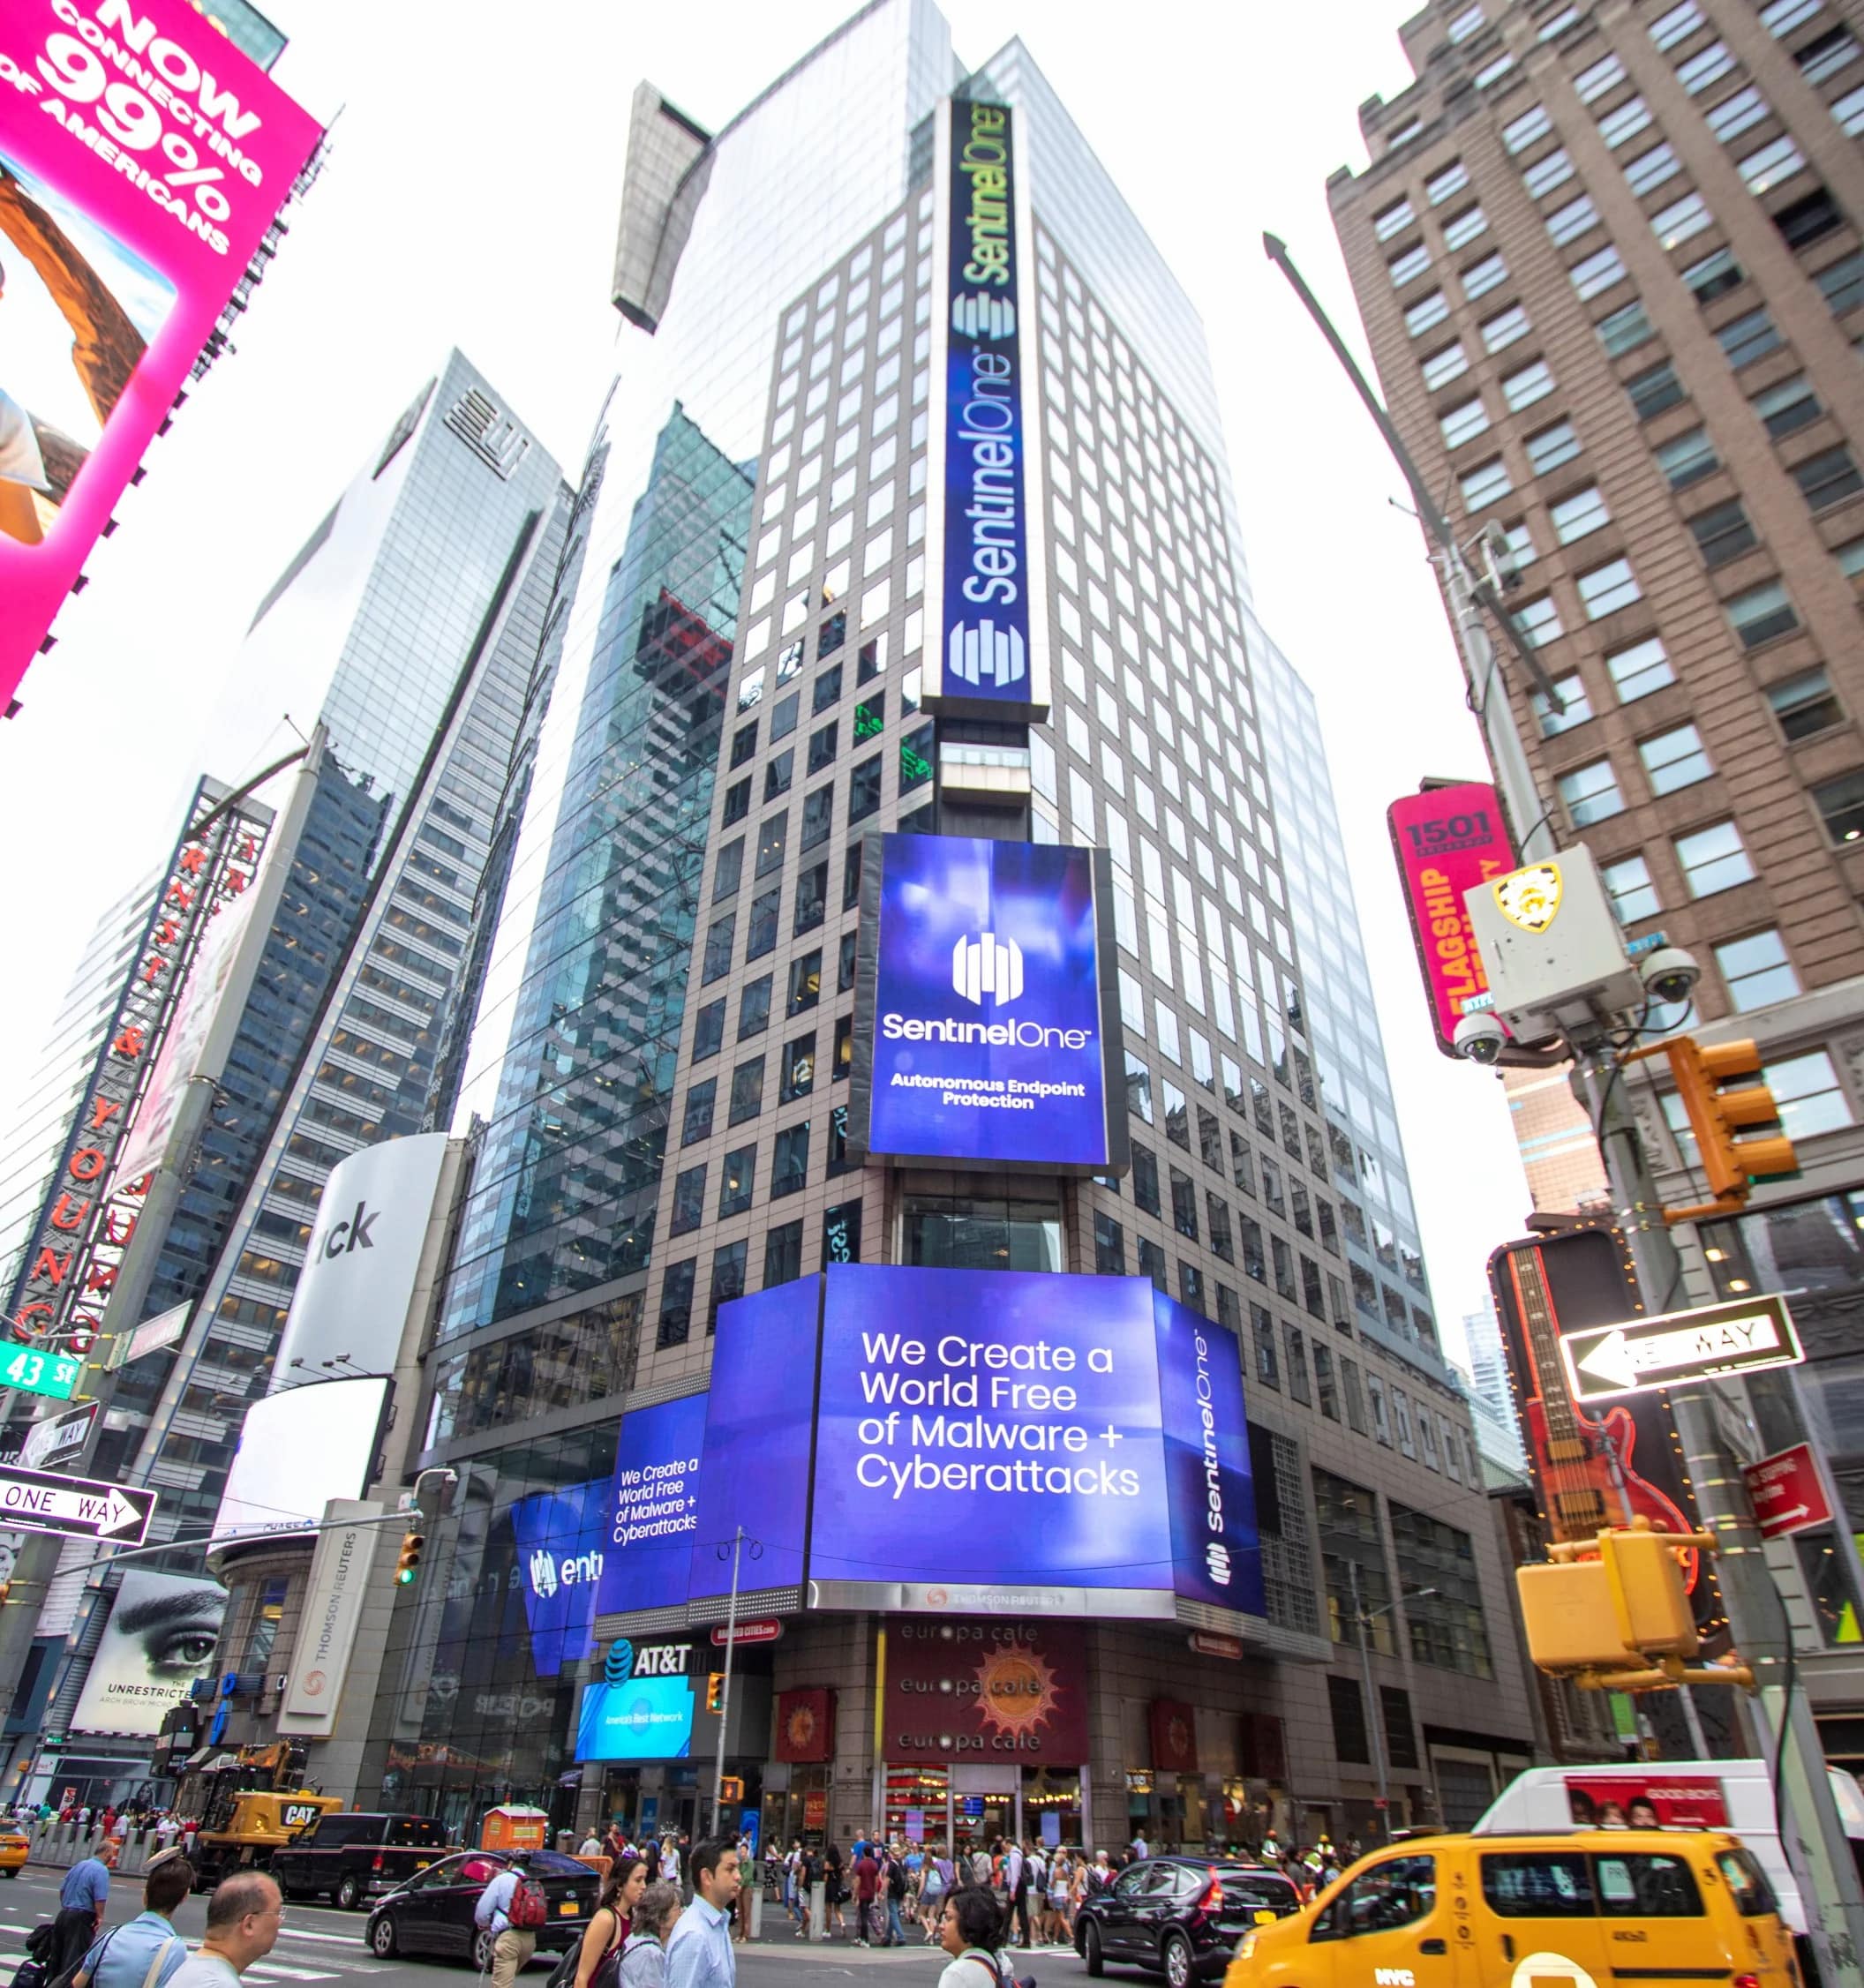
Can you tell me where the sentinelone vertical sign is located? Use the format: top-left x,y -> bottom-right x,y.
921,94 -> 1049,721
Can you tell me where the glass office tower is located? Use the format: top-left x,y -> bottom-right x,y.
14,355 -> 576,1770
381,0 -> 1538,1847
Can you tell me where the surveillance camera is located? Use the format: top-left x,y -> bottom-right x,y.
1639,943 -> 1701,1009
1453,1009 -> 1509,1066
1479,519 -> 1522,593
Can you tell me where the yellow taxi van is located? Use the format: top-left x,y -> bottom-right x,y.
1224,1829 -> 1799,1988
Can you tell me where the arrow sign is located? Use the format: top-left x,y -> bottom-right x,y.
1744,1443 -> 1834,1541
1560,1294 -> 1802,1404
0,1465 -> 156,1543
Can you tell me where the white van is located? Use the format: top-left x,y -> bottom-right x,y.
1473,1759 -> 1864,1937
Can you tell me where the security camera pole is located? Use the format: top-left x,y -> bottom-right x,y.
1267,232 -> 1864,1983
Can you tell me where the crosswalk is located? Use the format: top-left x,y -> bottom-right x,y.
0,1922 -> 395,1983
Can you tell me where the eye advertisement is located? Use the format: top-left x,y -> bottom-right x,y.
0,0 -> 323,708
71,1566 -> 228,1734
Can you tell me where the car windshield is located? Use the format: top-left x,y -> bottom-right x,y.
1221,1873 -> 1297,1910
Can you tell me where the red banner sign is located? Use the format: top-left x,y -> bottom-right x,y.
883,1619 -> 1086,1764
711,1618 -> 783,1647
1564,1775 -> 1726,1828
1149,1697 -> 1198,1774
774,1687 -> 835,1764
1387,782 -> 1516,1055
1745,1444 -> 1834,1540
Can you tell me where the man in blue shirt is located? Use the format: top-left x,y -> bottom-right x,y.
71,1854 -> 192,1988
665,1838 -> 739,1988
53,1847 -> 113,1980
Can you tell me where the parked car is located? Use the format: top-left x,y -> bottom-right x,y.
0,1822 -> 26,1875
1076,1857 -> 1302,1986
273,1811 -> 453,1909
365,1849 -> 599,1969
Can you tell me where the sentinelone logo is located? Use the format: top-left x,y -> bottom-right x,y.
1193,1331 -> 1231,1588
883,929 -> 1091,1055
952,931 -> 1022,1006
528,1544 -> 602,1601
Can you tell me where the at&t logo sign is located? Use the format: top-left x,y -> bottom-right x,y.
952,932 -> 1023,1007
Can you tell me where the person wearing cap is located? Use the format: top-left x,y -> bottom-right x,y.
70,1854 -> 192,1988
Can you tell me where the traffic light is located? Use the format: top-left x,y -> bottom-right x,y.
395,1530 -> 425,1586
0,1579 -> 12,1605
1633,1036 -> 1797,1222
1514,1520 -> 1737,1690
706,1672 -> 725,1714
719,1776 -> 743,1803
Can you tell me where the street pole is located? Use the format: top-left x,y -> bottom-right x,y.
711,1527 -> 743,1839
1347,1563 -> 1390,1846
1577,1047 -> 1864,1988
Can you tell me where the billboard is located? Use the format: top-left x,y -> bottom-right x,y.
270,1133 -> 452,1386
853,835 -> 1125,1174
71,1566 -> 227,1735
575,1672 -> 693,1763
508,1477 -> 609,1678
883,1618 -> 1087,1764
921,94 -> 1048,720
1387,783 -> 1517,1055
590,1267 -> 1262,1632
277,1498 -> 381,1736
214,1373 -> 388,1540
0,0 -> 323,708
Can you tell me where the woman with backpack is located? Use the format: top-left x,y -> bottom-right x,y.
917,1845 -> 950,1938
570,1856 -> 645,1988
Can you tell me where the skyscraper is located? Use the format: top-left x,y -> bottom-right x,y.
374,0 -> 1537,1847
8,354 -> 575,1777
1328,0 -> 1864,1763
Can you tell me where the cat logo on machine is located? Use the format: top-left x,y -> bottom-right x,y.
1492,863 -> 1563,934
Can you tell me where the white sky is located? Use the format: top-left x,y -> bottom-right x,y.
0,0 -> 1537,1368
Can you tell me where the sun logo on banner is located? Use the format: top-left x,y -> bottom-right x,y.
1493,863 -> 1564,934
973,1645 -> 1061,1739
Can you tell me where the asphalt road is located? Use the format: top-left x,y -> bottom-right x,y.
0,1867 -> 1105,1988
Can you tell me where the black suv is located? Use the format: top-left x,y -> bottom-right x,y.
273,1812 -> 451,1909
1075,1857 -> 1302,1986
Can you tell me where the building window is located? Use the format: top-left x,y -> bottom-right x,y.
1725,579 -> 1800,648
1762,0 -> 1818,32
1169,1167 -> 1199,1241
1738,135 -> 1807,193
1524,147 -> 1575,198
1605,634 -> 1675,701
1652,192 -> 1713,248
717,1145 -> 755,1218
1513,589 -> 1564,644
1373,196 -> 1416,240
1765,1049 -> 1853,1137
1651,2 -> 1705,52
848,754 -> 882,821
1684,247 -> 1744,302
1678,39 -> 1736,93
1792,445 -> 1864,511
1447,4 -> 1484,43
1716,928 -> 1800,1009
899,723 -> 934,791
1526,420 -> 1581,474
1626,359 -> 1685,420
770,1122 -> 809,1198
669,1164 -> 706,1237
1440,397 -> 1490,447
1094,1212 -> 1126,1275
808,720 -> 838,775
1577,557 -> 1641,618
1423,341 -> 1469,390
1559,758 -> 1626,825
738,974 -> 772,1040
1774,186 -> 1844,249
745,886 -> 780,960
1502,360 -> 1556,410
779,1032 -> 816,1102
1533,672 -> 1592,735
1475,51 -> 1516,87
1603,853 -> 1661,923
1752,373 -> 1820,438
1688,499 -> 1760,567
1598,96 -> 1653,148
1597,299 -> 1655,355
1813,769 -> 1864,844
1284,1324 -> 1312,1404
1799,24 -> 1860,80
1717,307 -> 1784,368
823,1198 -> 862,1266
1327,1674 -> 1369,1764
763,1219 -> 804,1287
1551,485 -> 1611,542
1641,722 -> 1712,792
728,1055 -> 765,1125
1656,426 -> 1718,489
1138,1239 -> 1167,1292
1443,205 -> 1488,251
1546,193 -> 1599,245
1388,241 -> 1432,287
1571,244 -> 1627,297
682,1078 -> 717,1146
1461,252 -> 1508,299
693,997 -> 726,1062
1767,666 -> 1841,739
1390,1504 -> 1493,1677
1504,102 -> 1552,152
657,1259 -> 695,1349
1624,141 -> 1681,195
1575,50 -> 1627,101
788,949 -> 822,1014
1405,290 -> 1450,336
1675,819 -> 1756,896
1132,1142 -> 1161,1216
1461,457 -> 1513,509
1481,304 -> 1531,351
701,913 -> 735,984
1835,83 -> 1864,137
709,1240 -> 748,1332
712,838 -> 744,900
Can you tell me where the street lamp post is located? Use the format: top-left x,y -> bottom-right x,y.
1347,1566 -> 1436,1846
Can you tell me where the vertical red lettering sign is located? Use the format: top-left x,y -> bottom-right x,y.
1387,782 -> 1518,1057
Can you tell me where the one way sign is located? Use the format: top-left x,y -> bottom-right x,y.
0,1466 -> 156,1543
1560,1293 -> 1802,1405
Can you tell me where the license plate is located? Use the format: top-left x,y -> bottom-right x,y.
1253,1911 -> 1278,1925
560,1903 -> 580,1916
417,1862 -> 432,1871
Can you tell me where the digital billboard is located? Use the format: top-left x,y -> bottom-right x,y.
594,1392 -> 705,1618
0,0 -> 323,709
853,835 -> 1124,1174
72,1566 -> 227,1736
213,1374 -> 387,1541
921,94 -> 1048,720
1387,783 -> 1517,1056
509,1476 -> 609,1678
575,1672 -> 694,1763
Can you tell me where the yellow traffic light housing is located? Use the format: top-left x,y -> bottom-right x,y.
395,1531 -> 425,1586
1630,1036 -> 1797,1222
706,1672 -> 725,1714
1516,1518 -> 1745,1692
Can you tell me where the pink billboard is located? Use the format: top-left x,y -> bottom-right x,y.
0,0 -> 321,710
1387,781 -> 1517,1057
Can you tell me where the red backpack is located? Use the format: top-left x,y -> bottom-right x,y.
508,1873 -> 549,1931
